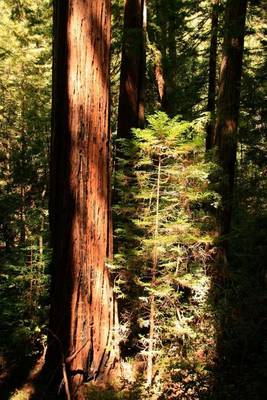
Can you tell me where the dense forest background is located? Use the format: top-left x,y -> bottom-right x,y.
0,0 -> 266,399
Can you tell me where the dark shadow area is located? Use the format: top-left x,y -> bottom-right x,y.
210,28 -> 267,399
112,135 -> 145,360
0,354 -> 37,400
210,209 -> 267,400
0,244 -> 49,399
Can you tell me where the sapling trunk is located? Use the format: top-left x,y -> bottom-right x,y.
20,185 -> 26,245
147,153 -> 161,386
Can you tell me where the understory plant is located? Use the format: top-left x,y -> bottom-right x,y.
114,112 -> 218,398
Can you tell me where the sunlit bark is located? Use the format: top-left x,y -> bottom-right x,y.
154,53 -> 165,103
155,0 -> 167,108
47,1 -> 118,397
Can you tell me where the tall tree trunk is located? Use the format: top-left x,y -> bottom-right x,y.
47,1 -> 118,398
117,0 -> 146,138
154,0 -> 167,107
206,0 -> 220,150
215,0 -> 248,240
138,0 -> 147,128
154,51 -> 165,104
161,0 -> 177,116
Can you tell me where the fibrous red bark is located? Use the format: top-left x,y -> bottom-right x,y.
47,1 -> 118,397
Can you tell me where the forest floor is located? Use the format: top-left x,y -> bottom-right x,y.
0,352 -> 45,400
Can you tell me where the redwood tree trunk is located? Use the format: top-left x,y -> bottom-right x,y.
215,0 -> 248,238
206,0 -> 220,150
47,1 -> 118,397
117,0 -> 146,138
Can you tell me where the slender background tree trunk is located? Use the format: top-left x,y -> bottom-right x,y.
117,0 -> 146,138
206,0 -> 220,151
215,0 -> 248,240
161,0 -> 177,117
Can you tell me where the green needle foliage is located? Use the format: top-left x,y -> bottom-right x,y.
0,0 -> 265,398
0,0 -> 51,364
114,112 -> 218,397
